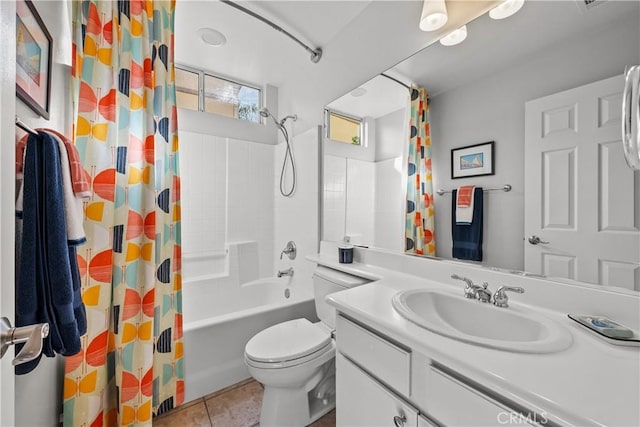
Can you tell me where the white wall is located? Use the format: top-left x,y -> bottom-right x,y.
375,108 -> 405,162
274,127 -> 321,287
13,1 -> 71,425
430,12 -> 640,270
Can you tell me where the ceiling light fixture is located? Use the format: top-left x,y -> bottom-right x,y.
419,0 -> 448,31
489,0 -> 525,20
439,25 -> 468,46
350,88 -> 367,97
197,28 -> 227,47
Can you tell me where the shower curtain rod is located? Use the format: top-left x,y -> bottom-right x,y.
219,0 -> 322,64
380,73 -> 431,104
380,73 -> 410,90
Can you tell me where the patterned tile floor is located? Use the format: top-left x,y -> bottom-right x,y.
154,379 -> 336,427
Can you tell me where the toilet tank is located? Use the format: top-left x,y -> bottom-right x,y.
313,265 -> 371,329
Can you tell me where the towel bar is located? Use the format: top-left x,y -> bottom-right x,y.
15,116 -> 38,135
436,184 -> 511,196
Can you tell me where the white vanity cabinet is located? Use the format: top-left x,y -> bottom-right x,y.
335,314 -> 544,427
336,353 -> 419,426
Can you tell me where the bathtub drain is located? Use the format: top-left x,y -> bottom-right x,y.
284,288 -> 291,299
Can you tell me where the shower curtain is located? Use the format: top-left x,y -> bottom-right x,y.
405,86 -> 436,256
63,1 -> 183,425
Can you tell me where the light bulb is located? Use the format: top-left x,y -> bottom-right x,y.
419,0 -> 448,31
440,25 -> 468,47
489,0 -> 525,20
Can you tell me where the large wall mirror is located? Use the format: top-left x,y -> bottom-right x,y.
322,0 -> 640,291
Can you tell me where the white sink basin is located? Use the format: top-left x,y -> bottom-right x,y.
392,289 -> 572,353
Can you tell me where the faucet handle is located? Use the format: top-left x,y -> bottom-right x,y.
451,274 -> 473,287
451,275 -> 479,299
280,241 -> 297,260
492,286 -> 524,308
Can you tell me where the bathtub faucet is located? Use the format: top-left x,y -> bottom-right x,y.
280,241 -> 297,260
277,268 -> 294,278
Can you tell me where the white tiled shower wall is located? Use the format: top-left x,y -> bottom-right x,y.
322,155 -> 402,250
322,107 -> 405,252
179,130 -> 275,279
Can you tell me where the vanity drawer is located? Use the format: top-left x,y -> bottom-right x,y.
336,315 -> 411,396
424,366 -> 539,426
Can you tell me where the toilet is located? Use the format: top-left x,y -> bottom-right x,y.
244,265 -> 370,426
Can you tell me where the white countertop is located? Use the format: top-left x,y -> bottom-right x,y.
309,253 -> 640,427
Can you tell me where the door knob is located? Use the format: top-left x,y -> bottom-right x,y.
527,235 -> 550,245
0,317 -> 49,366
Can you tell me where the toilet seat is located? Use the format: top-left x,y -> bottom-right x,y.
245,318 -> 333,369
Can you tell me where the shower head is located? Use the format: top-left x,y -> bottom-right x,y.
259,108 -> 297,127
259,107 -> 271,118
259,107 -> 279,126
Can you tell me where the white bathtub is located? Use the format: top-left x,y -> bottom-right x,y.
183,275 -> 317,403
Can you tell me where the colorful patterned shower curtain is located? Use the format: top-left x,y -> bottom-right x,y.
405,86 -> 436,256
63,1 -> 183,425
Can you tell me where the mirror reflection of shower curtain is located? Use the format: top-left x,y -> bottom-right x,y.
404,86 -> 436,256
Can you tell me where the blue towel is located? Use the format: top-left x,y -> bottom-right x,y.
16,132 -> 85,374
452,188 -> 483,261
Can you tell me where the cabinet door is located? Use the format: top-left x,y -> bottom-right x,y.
336,353 -> 418,427
424,366 -> 538,426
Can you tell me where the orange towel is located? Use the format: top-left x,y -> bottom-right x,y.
456,185 -> 475,207
16,129 -> 90,198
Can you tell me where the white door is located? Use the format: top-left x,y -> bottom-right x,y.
0,1 -> 16,424
524,75 -> 640,290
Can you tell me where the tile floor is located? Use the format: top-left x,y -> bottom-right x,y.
154,379 -> 336,427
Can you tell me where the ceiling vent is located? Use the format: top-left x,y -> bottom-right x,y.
576,0 -> 608,12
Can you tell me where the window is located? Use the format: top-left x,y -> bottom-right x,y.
326,110 -> 362,145
175,67 -> 200,111
204,74 -> 260,122
176,65 -> 261,123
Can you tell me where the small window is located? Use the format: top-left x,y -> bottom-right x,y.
326,110 -> 362,145
175,65 -> 261,123
204,74 -> 260,123
176,67 -> 200,111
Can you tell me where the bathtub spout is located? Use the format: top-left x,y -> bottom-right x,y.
277,268 -> 294,278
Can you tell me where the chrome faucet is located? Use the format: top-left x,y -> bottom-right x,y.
277,267 -> 294,278
475,282 -> 492,303
492,286 -> 524,308
451,274 -> 492,302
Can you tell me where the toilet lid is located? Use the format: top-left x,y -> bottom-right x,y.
245,318 -> 332,363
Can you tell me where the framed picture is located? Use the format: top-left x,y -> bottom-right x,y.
451,141 -> 495,179
16,0 -> 52,119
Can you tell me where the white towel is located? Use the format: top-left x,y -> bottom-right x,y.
456,186 -> 475,224
16,132 -> 86,245
53,133 -> 86,245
